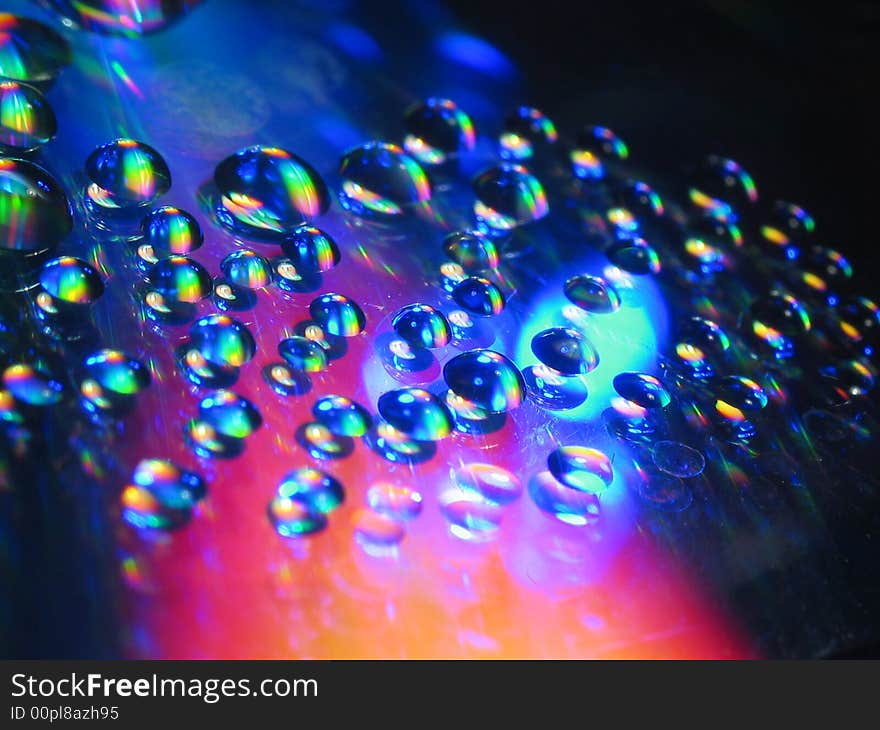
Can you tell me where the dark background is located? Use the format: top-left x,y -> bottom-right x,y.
447,0 -> 879,293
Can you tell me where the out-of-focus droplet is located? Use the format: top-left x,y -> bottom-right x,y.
268,495 -> 327,538
364,420 -> 437,464
121,458 -> 205,530
444,349 -> 524,412
472,163 -> 548,233
175,345 -> 238,389
0,14 -> 71,85
80,349 -> 149,413
451,276 -> 505,317
688,155 -> 757,220
140,206 -> 203,258
679,316 -> 730,355
612,179 -> 664,219
296,422 -> 354,460
637,474 -> 693,512
214,145 -> 329,238
278,336 -> 327,372
403,97 -> 475,165
85,138 -> 171,210
439,487 -> 504,541
366,482 -> 423,520
377,387 -> 452,440
531,327 -> 599,375
309,292 -> 366,336
0,80 -> 57,152
43,0 -> 201,36
765,200 -> 815,245
352,508 -> 406,550
442,230 -> 499,272
714,375 -> 768,422
312,394 -> 371,437
652,440 -> 705,478
392,303 -> 451,349
547,445 -> 613,493
528,470 -> 601,525
750,291 -> 811,337
339,141 -> 431,217
606,238 -> 661,275
454,462 -> 522,505
281,224 -> 340,273
3,362 -> 63,405
499,106 -> 557,160
613,372 -> 671,409
571,125 -> 628,180
563,274 -> 620,313
522,363 -> 588,410
189,313 -> 256,368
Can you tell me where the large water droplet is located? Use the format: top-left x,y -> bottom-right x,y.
403,97 -> 475,165
377,387 -> 453,440
547,446 -> 613,493
214,145 -> 329,238
43,0 -> 201,36
472,163 -> 548,232
392,303 -> 451,348
443,349 -> 524,412
339,141 -> 431,217
38,256 -> 104,305
563,274 -> 620,313
281,224 -> 340,273
0,80 -> 56,152
309,292 -> 366,336
531,327 -> 599,375
85,138 -> 171,210
0,14 -> 70,85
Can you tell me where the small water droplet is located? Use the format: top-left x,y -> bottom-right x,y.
443,349 -> 524,412
391,303 -> 451,348
313,394 -> 371,436
528,470 -> 601,525
547,446 -> 613,493
563,274 -> 620,313
377,387 -> 453,440
403,97 -> 475,165
281,224 -> 341,273
612,372 -> 671,409
531,327 -> 599,375
472,163 -> 548,233
309,292 -> 366,336
339,141 -> 431,217
189,313 -> 256,368
651,440 -> 705,478
278,336 -> 328,372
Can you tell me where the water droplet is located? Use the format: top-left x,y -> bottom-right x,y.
146,256 -> 211,309
45,0 -> 199,36
612,372 -> 671,409
0,14 -> 70,84
185,418 -> 244,459
296,422 -> 354,460
499,106 -> 557,160
140,206 -> 203,259
472,163 -> 548,232
652,440 -> 705,478
714,375 -> 768,421
765,200 -> 815,244
278,336 -> 328,372
750,291 -> 811,337
682,235 -> 728,274
391,303 -> 451,349
571,125 -> 629,180
352,508 -> 406,550
453,462 -> 522,505
121,458 -> 205,530
522,363 -> 588,410
442,230 -> 499,271
606,238 -> 661,275
313,394 -> 371,436
403,97 -> 475,165
443,349 -> 524,412
199,389 -> 261,438
0,158 -> 71,270
547,446 -> 613,493
262,362 -> 311,397
189,313 -> 256,368
439,487 -> 504,541
366,482 -> 423,520
563,274 -> 620,313
679,316 -> 730,354
637,474 -> 693,512
271,257 -> 322,293
175,345 -> 239,389
0,80 -> 56,151
294,320 -> 348,360
85,139 -> 171,210
38,256 -> 104,305
309,292 -> 366,336
281,224 -> 340,273
364,420 -> 436,464
528,470 -> 601,525
451,276 -> 505,316
219,249 -> 272,289
339,141 -> 431,217
214,145 -> 329,238
531,327 -> 599,375
268,496 -> 327,538
377,387 -> 453,440
80,349 -> 149,413
276,467 -> 345,514
612,179 -> 664,219
688,155 -> 757,219
2,362 -> 63,405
